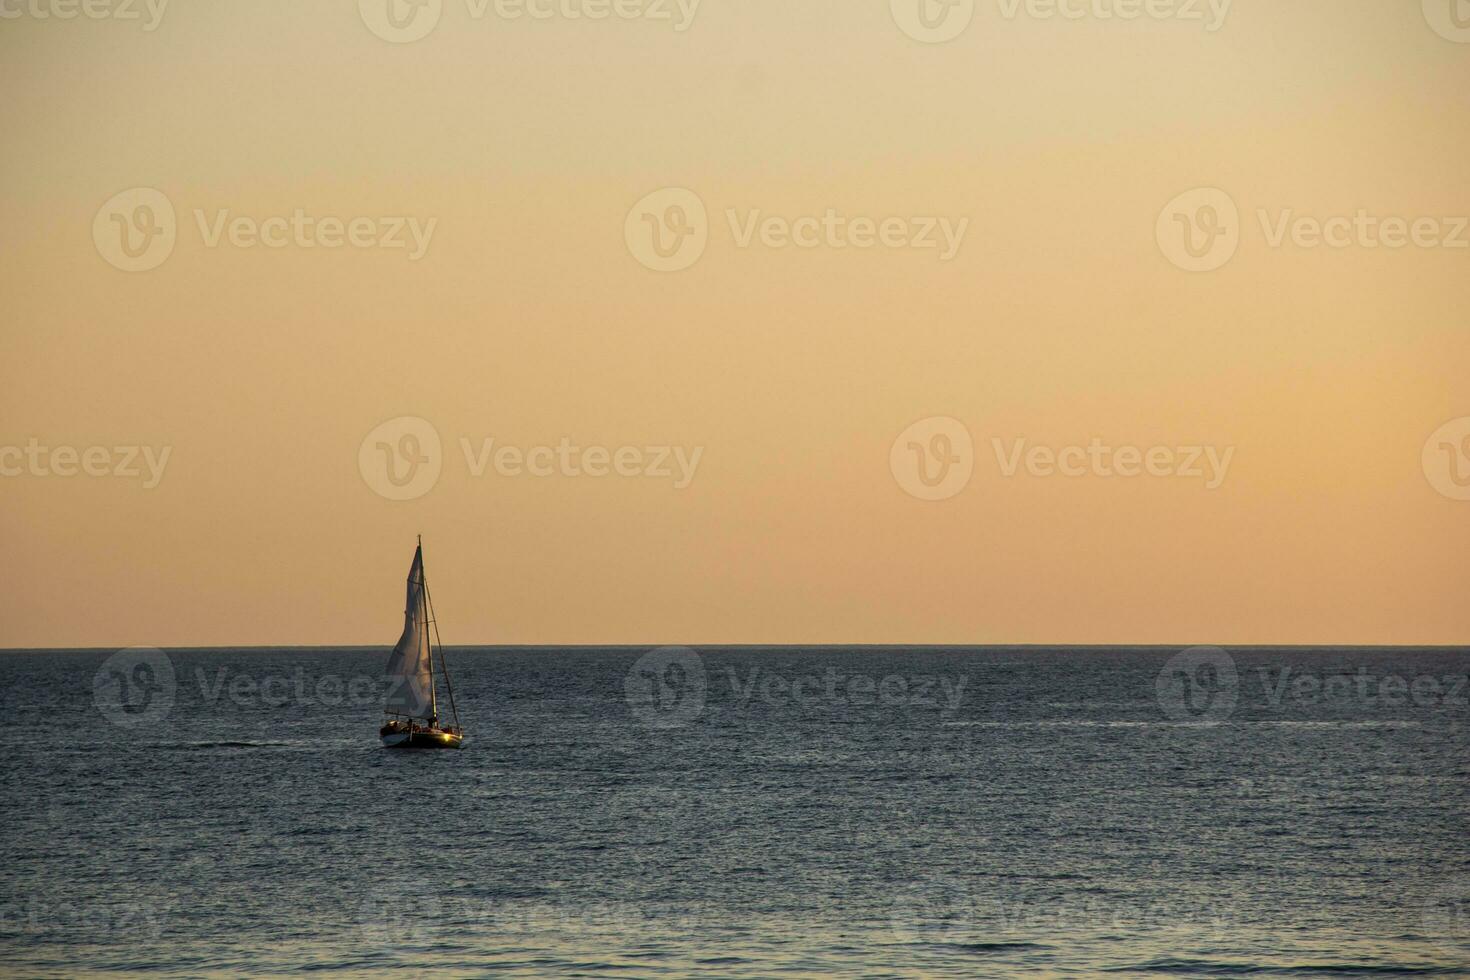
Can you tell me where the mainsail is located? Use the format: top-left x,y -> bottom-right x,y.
383,544 -> 436,720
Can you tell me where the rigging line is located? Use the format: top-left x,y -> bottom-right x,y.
420,565 -> 438,723
424,577 -> 459,728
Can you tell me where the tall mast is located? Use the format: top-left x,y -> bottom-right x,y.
424,577 -> 458,727
420,535 -> 438,722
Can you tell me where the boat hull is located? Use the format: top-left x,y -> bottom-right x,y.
381,729 -> 464,750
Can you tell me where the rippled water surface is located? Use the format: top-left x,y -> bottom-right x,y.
1,647 -> 1467,977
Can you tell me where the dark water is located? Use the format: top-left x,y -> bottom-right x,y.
1,647 -> 1467,977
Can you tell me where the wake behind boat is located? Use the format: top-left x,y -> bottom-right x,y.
379,537 -> 464,749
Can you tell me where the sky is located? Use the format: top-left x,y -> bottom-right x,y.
1,0 -> 1468,647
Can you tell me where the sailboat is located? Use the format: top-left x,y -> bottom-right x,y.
379,537 -> 464,749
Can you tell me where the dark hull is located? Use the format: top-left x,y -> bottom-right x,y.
381,729 -> 464,749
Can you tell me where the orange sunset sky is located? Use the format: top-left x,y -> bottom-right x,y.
2,0 -> 1468,647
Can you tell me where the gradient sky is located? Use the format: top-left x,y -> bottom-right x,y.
2,0 -> 1467,647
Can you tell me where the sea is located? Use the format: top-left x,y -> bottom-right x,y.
0,646 -> 1466,978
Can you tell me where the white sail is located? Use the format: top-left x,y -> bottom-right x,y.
383,545 -> 436,719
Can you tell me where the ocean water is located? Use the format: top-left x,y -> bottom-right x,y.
1,646 -> 1467,977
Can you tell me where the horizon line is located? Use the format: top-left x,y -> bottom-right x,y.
2,642 -> 1467,653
